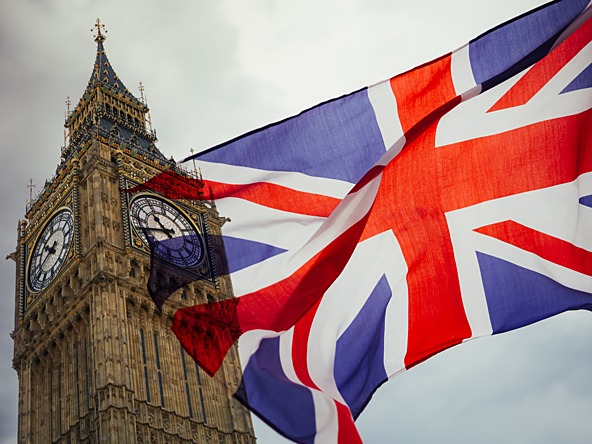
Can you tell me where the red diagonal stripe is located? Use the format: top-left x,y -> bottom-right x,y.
128,170 -> 341,218
488,16 -> 592,112
475,220 -> 592,276
173,210 -> 372,376
203,179 -> 341,218
335,400 -> 363,444
292,298 -> 321,391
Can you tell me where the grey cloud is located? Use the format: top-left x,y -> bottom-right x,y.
0,1 -> 589,443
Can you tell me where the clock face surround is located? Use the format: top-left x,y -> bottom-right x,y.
27,209 -> 74,293
129,195 -> 204,268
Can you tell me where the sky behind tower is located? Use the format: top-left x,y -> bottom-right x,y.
0,1 -> 590,443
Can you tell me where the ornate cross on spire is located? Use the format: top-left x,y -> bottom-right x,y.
92,18 -> 107,43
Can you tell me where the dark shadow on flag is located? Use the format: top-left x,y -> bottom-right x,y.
142,229 -> 230,310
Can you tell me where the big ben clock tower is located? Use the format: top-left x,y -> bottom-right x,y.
11,21 -> 255,443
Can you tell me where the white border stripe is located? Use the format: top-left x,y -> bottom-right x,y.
195,159 -> 353,198
367,80 -> 404,151
215,198 -> 324,250
229,174 -> 383,296
238,329 -> 282,368
306,230 -> 410,398
311,393 -> 339,444
279,328 -> 301,385
447,172 -> 592,340
381,231 -> 410,377
450,43 -> 481,99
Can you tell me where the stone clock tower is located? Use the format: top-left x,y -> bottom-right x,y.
11,21 -> 255,443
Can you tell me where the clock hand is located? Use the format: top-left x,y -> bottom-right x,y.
43,240 -> 58,255
144,227 -> 175,235
39,247 -> 56,270
152,216 -> 175,238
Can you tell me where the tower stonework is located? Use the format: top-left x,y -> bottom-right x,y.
11,24 -> 256,443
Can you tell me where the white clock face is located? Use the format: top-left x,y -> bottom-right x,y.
129,195 -> 204,268
28,209 -> 74,292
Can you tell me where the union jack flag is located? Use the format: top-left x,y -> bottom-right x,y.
134,1 -> 592,442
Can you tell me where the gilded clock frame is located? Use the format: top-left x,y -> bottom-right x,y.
22,196 -> 78,312
123,178 -> 218,283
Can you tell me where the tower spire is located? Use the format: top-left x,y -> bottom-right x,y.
63,21 -> 165,161
93,18 -> 107,43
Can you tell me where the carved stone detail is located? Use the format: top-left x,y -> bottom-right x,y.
12,32 -> 255,444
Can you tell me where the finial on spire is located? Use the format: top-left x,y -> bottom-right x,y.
139,82 -> 154,133
93,18 -> 107,43
189,148 -> 199,178
138,82 -> 146,104
63,97 -> 72,152
26,179 -> 36,207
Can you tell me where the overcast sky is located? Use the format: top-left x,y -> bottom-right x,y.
0,1 -> 590,443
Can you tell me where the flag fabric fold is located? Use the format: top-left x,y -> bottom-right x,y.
132,1 -> 592,442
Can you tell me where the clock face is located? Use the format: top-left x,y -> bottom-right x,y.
28,209 -> 74,292
129,195 -> 204,268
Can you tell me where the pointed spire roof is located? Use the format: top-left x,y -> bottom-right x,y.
86,18 -> 142,105
63,19 -> 167,163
